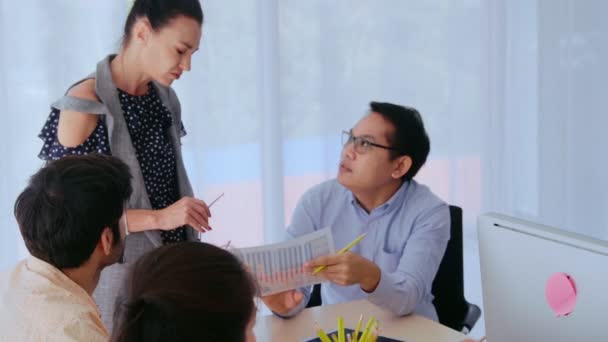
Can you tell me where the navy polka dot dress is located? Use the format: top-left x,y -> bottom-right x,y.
39,83 -> 187,244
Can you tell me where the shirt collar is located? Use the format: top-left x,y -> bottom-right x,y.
349,180 -> 411,216
26,256 -> 98,309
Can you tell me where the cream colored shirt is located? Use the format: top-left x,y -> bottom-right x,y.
0,257 -> 108,342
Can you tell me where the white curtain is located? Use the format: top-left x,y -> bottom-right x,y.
483,0 -> 608,239
0,0 -> 127,266
1,0 -> 607,337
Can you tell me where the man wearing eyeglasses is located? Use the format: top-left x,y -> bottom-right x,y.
263,102 -> 450,321
0,154 -> 132,341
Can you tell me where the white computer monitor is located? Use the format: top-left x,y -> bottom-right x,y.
478,213 -> 608,341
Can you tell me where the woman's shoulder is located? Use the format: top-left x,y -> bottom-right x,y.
54,78 -> 104,148
66,78 -> 98,101
52,77 -> 106,116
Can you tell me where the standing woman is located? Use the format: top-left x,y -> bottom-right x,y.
37,0 -> 209,331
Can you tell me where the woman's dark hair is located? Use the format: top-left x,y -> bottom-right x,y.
123,0 -> 204,45
369,101 -> 431,180
14,154 -> 132,269
111,242 -> 257,342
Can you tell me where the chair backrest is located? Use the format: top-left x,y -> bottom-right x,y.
431,205 -> 469,330
306,283 -> 322,308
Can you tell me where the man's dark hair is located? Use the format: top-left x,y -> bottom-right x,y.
111,242 -> 257,342
370,101 -> 431,180
14,154 -> 133,269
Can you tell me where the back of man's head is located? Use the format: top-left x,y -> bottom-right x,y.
14,154 -> 133,269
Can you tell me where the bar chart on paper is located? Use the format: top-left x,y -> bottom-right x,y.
234,227 -> 335,296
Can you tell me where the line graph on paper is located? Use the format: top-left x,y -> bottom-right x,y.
233,227 -> 335,296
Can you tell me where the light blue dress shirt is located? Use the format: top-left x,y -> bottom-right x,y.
282,179 -> 450,320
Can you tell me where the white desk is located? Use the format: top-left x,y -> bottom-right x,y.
255,300 -> 467,341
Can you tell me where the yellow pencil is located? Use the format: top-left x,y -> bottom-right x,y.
313,233 -> 366,275
370,329 -> 378,342
369,322 -> 380,342
337,316 -> 345,342
358,316 -> 376,342
359,328 -> 370,342
331,334 -> 339,342
315,322 -> 332,342
352,314 -> 363,342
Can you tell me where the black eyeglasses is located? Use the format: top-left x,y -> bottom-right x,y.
341,130 -> 399,154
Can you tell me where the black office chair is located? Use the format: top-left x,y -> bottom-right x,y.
306,205 -> 481,334
306,283 -> 322,308
431,205 -> 481,333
